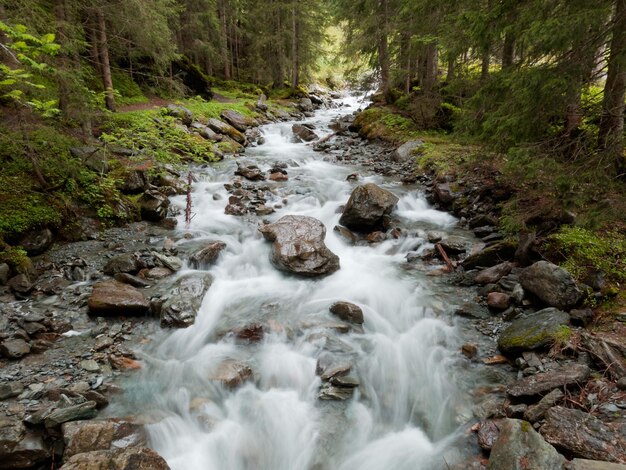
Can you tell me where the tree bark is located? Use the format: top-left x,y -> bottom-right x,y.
446,53 -> 456,82
218,0 -> 231,79
481,48 -> 490,81
291,0 -> 299,89
423,42 -> 438,92
598,0 -> 626,174
96,8 -> 115,112
502,32 -> 515,69
378,0 -> 393,103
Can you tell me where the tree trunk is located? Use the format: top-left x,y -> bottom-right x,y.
96,8 -> 115,112
423,42 -> 438,92
481,48 -> 490,81
502,32 -> 515,69
54,1 -> 70,114
446,53 -> 456,82
378,0 -> 393,103
291,1 -> 299,89
218,1 -> 230,79
598,0 -> 626,174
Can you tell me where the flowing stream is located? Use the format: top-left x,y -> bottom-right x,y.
120,95 -> 485,469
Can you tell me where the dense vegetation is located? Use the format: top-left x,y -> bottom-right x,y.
0,0 -> 624,293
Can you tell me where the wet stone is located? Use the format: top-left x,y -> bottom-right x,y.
507,363 -> 590,397
329,301 -> 364,324
0,339 -> 31,359
318,383 -> 354,401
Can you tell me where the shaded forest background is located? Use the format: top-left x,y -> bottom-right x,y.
0,0 -> 625,292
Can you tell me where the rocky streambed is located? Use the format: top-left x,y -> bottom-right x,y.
1,92 -> 625,470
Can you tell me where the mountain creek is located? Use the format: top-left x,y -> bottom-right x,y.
1,93 -> 625,470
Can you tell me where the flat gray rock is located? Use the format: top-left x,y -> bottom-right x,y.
507,363 -> 590,397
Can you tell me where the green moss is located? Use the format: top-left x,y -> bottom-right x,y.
547,226 -> 626,284
0,246 -> 30,272
182,96 -> 258,120
520,421 -> 532,433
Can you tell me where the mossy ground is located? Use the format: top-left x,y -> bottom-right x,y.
359,102 -> 626,307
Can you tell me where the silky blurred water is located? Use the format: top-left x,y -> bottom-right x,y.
121,94 -> 480,470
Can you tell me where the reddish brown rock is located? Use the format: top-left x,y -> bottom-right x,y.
88,281 -> 150,316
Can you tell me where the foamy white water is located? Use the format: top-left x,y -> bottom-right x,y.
121,93 -> 479,470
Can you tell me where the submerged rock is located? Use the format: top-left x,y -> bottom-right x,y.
339,183 -> 398,232
329,301 -> 364,324
259,215 -> 340,277
520,261 -> 581,310
160,273 -> 213,328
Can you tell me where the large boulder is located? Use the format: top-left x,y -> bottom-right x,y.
62,419 -> 146,460
393,140 -> 423,163
220,109 -> 257,132
138,190 -> 170,222
0,415 -> 50,469
541,407 -> 626,463
498,307 -> 570,354
339,183 -> 399,232
60,447 -> 170,470
520,261 -> 581,310
292,124 -> 319,142
259,215 -> 340,277
160,273 -> 213,328
487,419 -> 565,470
17,228 -> 53,256
88,280 -> 150,316
475,262 -> 514,285
206,118 -> 246,144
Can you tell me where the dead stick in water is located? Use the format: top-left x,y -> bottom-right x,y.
185,171 -> 192,227
435,243 -> 454,272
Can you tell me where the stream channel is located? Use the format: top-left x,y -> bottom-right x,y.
115,94 -> 492,470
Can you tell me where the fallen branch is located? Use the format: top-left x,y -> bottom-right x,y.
435,243 -> 455,272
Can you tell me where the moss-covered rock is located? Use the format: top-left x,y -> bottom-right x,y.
498,307 -> 570,355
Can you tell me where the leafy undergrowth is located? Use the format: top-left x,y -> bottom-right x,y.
358,103 -> 626,306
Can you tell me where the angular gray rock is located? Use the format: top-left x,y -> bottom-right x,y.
292,124 -> 319,142
138,190 -> 170,222
88,280 -> 150,316
487,418 -> 565,470
541,407 -> 626,463
189,241 -> 227,269
462,240 -> 518,269
165,104 -> 193,126
0,339 -> 31,359
103,254 -> 138,276
0,415 -> 50,469
393,140 -> 423,162
475,262 -> 514,285
221,109 -> 257,132
207,118 -> 246,144
507,363 -> 590,397
44,401 -> 98,428
498,307 -> 570,354
160,273 -> 213,328
259,215 -> 340,277
339,183 -> 399,232
524,388 -> 564,422
520,261 -> 581,310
